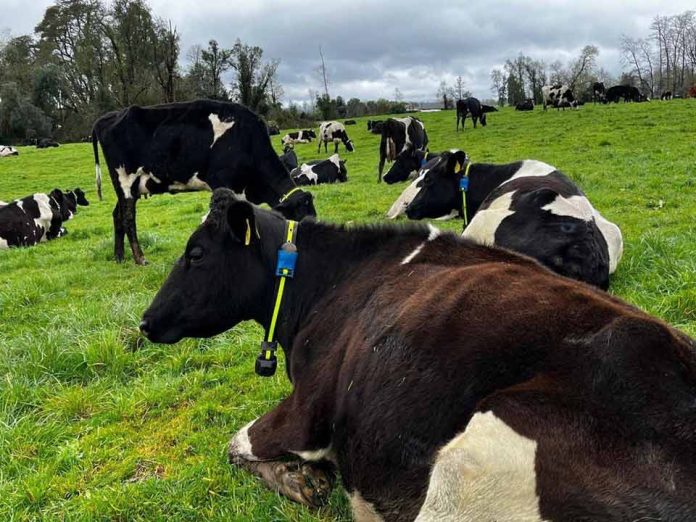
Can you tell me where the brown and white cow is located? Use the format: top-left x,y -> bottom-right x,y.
141,188 -> 696,522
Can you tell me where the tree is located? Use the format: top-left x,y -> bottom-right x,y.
228,39 -> 279,114
152,19 -> 179,102
437,80 -> 455,109
452,75 -> 469,100
490,69 -> 507,106
200,39 -> 232,100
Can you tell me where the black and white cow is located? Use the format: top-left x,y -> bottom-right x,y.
542,84 -> 577,110
661,91 -> 673,100
515,99 -> 534,111
592,82 -> 606,103
290,154 -> 347,185
367,120 -> 384,134
0,146 -> 19,157
92,99 -> 316,265
378,117 -> 428,183
456,97 -> 492,130
281,129 -> 317,147
392,151 -> 623,288
0,188 -> 89,249
36,138 -> 60,149
279,146 -> 298,173
317,121 -> 354,154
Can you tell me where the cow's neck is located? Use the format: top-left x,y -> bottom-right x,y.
246,153 -> 296,206
465,163 -> 519,216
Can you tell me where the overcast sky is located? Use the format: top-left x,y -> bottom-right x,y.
2,0 -> 693,103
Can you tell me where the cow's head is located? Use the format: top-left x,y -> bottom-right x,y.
338,160 -> 348,181
344,138 -> 355,152
140,189 -> 279,343
69,188 -> 90,207
306,129 -> 317,139
383,146 -> 424,184
273,188 -> 316,220
406,150 -> 467,219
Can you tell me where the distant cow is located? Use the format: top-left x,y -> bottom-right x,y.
343,120 -> 356,125
281,129 -> 317,147
456,97 -> 490,130
395,151 -> 623,288
542,84 -> 577,110
378,117 -> 428,183
0,188 -> 89,249
606,85 -> 641,103
267,124 -> 280,136
92,99 -> 316,265
279,146 -> 298,173
141,188 -> 696,522
592,82 -> 606,103
367,120 -> 384,134
291,154 -> 347,185
36,138 -> 60,149
661,91 -> 673,100
0,146 -> 19,157
317,121 -> 354,154
515,99 -> 534,111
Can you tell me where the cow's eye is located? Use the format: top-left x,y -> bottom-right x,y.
560,223 -> 577,234
188,246 -> 204,262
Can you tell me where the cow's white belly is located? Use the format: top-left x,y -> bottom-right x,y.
462,192 -> 515,245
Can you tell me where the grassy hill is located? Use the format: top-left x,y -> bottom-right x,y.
1,100 -> 694,520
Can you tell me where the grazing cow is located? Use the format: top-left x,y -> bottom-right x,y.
290,154 -> 347,185
661,91 -> 673,100
515,99 -> 534,111
0,146 -> 19,157
343,120 -> 356,125
141,188 -> 696,522
542,84 -> 577,110
279,146 -> 298,173
92,99 -> 316,265
606,85 -> 643,103
456,97 -> 489,130
317,121 -> 355,154
367,120 -> 384,134
0,188 -> 89,249
281,130 -> 317,147
378,117 -> 428,183
36,138 -> 60,149
267,124 -> 280,136
398,151 -> 622,288
592,81 -> 606,103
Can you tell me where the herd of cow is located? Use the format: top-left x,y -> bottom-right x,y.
3,98 -> 696,521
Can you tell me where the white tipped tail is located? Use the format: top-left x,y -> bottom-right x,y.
96,164 -> 102,201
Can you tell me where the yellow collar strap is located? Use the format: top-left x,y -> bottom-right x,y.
255,220 -> 298,377
279,187 -> 301,203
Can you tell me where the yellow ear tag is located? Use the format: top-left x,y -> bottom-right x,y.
454,161 -> 462,173
244,219 -> 252,246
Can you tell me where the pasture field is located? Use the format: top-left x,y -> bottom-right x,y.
1,100 -> 695,521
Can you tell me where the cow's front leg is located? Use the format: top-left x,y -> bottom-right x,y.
228,397 -> 336,508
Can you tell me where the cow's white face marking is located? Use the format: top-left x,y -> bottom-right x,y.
116,166 -> 138,199
401,224 -> 441,265
228,419 -> 260,462
292,446 -> 334,463
462,191 -> 516,245
415,411 -> 544,522
209,113 -> 235,148
168,173 -> 211,192
505,160 -> 556,184
542,194 -> 594,221
349,490 -> 384,522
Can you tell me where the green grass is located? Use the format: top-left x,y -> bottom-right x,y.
1,100 -> 695,520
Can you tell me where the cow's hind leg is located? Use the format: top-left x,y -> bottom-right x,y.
123,198 -> 147,265
113,200 -> 126,262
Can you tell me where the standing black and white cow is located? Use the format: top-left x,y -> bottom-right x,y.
515,99 -> 535,111
393,151 -> 623,288
661,91 -> 673,100
290,154 -> 347,185
456,97 -> 494,130
92,100 -> 316,265
317,121 -> 355,154
542,84 -> 577,110
592,82 -> 606,103
281,130 -> 317,147
0,188 -> 89,249
378,117 -> 428,183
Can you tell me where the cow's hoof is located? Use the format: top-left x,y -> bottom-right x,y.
135,257 -> 149,266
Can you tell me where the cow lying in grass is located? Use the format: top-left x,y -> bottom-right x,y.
141,188 -> 696,522
290,154 -> 347,185
388,151 -> 623,288
0,188 -> 89,249
0,145 -> 19,157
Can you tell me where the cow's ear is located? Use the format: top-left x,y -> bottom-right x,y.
226,200 -> 258,246
448,151 -> 468,175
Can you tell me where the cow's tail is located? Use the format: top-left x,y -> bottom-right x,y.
92,128 -> 103,201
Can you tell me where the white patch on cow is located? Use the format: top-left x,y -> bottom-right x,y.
415,411 -> 545,522
427,224 -> 441,240
32,193 -> 54,242
394,117 -> 414,151
229,419 -> 259,462
387,173 -> 426,219
0,237 -> 8,249
433,209 -> 460,220
200,211 -> 210,223
349,490 -> 384,522
0,200 -> 6,206
504,160 -> 556,184
593,210 -> 624,274
462,191 -> 516,245
208,113 -> 235,147
292,446 -> 333,462
16,201 -> 25,213
116,166 -> 138,199
327,153 -> 341,169
401,225 -> 441,265
168,173 -> 211,192
296,163 -> 319,185
136,170 -> 162,195
542,194 -> 594,221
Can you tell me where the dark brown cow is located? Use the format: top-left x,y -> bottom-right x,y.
141,189 -> 696,522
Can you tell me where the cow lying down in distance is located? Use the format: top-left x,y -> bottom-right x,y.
141,189 -> 696,522
0,188 -> 89,249
290,154 -> 347,185
388,151 -> 623,289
